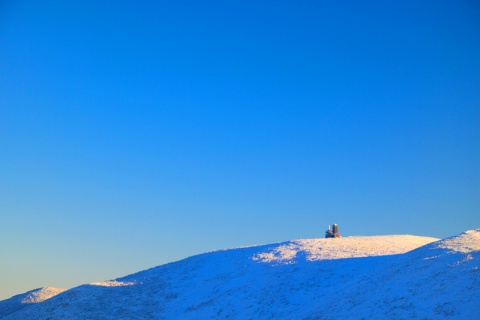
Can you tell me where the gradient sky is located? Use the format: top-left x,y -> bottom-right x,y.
1,1 -> 479,300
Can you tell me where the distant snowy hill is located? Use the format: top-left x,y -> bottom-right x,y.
1,231 -> 479,319
0,287 -> 65,318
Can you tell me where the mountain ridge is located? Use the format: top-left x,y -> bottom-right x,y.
1,231 -> 478,319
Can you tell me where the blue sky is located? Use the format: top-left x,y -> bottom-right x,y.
1,1 -> 479,299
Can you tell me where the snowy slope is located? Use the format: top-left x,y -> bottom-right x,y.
1,231 -> 479,319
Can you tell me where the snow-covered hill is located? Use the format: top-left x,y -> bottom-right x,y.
0,287 -> 65,318
1,231 -> 479,319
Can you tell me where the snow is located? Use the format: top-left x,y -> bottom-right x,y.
16,287 -> 65,304
0,287 -> 64,318
252,235 -> 438,263
1,230 -> 479,319
435,229 -> 480,253
89,281 -> 137,287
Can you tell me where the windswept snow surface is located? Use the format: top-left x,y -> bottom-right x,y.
2,231 -> 479,319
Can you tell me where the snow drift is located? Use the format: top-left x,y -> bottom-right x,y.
1,230 -> 479,319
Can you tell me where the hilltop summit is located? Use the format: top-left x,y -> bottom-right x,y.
0,287 -> 65,317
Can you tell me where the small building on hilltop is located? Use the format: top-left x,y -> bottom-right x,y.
325,224 -> 341,238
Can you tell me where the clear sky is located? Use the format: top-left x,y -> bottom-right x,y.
1,0 -> 479,300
